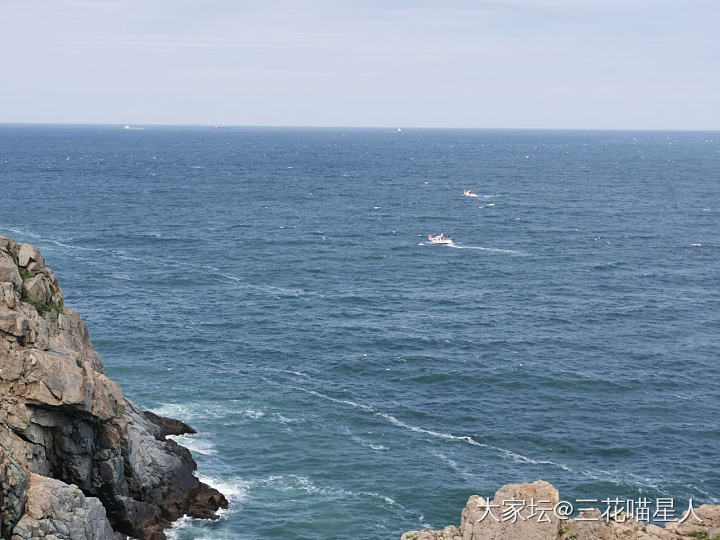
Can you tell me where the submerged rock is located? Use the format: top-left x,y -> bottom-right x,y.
401,480 -> 720,540
0,236 -> 227,539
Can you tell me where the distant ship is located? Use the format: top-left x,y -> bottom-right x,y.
123,125 -> 145,131
427,233 -> 453,245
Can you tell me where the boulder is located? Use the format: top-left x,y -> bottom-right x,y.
9,473 -> 123,540
17,244 -> 44,272
0,251 -> 22,292
403,481 -> 720,540
22,275 -> 52,305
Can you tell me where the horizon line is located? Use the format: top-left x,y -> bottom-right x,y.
1,121 -> 719,133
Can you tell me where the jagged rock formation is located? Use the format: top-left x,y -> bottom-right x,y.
401,480 -> 720,540
0,237 -> 227,539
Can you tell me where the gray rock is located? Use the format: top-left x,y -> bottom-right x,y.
17,244 -> 44,272
0,251 -> 22,292
0,236 -> 14,252
0,237 -> 228,540
1,282 -> 19,308
0,447 -> 29,538
9,474 -> 123,540
23,275 -> 52,305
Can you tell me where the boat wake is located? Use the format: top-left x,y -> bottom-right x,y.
448,244 -> 528,256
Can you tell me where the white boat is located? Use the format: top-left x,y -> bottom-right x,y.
463,189 -> 478,197
427,233 -> 454,245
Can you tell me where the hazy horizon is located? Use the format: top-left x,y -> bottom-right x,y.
1,0 -> 718,130
3,122 -> 720,133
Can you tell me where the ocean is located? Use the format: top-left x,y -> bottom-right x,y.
1,125 -> 718,539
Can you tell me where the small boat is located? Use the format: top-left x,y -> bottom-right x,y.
427,233 -> 454,245
463,189 -> 478,197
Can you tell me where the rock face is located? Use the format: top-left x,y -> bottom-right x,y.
0,237 -> 227,539
401,480 -> 720,540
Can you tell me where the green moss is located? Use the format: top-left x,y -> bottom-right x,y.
3,247 -> 33,279
687,533 -> 720,540
558,525 -> 578,540
20,285 -> 63,316
3,248 -> 18,265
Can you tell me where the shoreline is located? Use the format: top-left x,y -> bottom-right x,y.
0,236 -> 227,539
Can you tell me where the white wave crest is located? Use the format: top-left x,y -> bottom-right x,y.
168,434 -> 217,456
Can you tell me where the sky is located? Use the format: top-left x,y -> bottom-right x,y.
0,0 -> 718,129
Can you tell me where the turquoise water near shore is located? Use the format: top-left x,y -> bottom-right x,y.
1,125 -> 719,539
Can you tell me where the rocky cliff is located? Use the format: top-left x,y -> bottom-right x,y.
0,237 -> 227,539
402,480 -> 720,540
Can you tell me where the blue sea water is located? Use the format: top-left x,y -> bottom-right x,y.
1,125 -> 719,539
